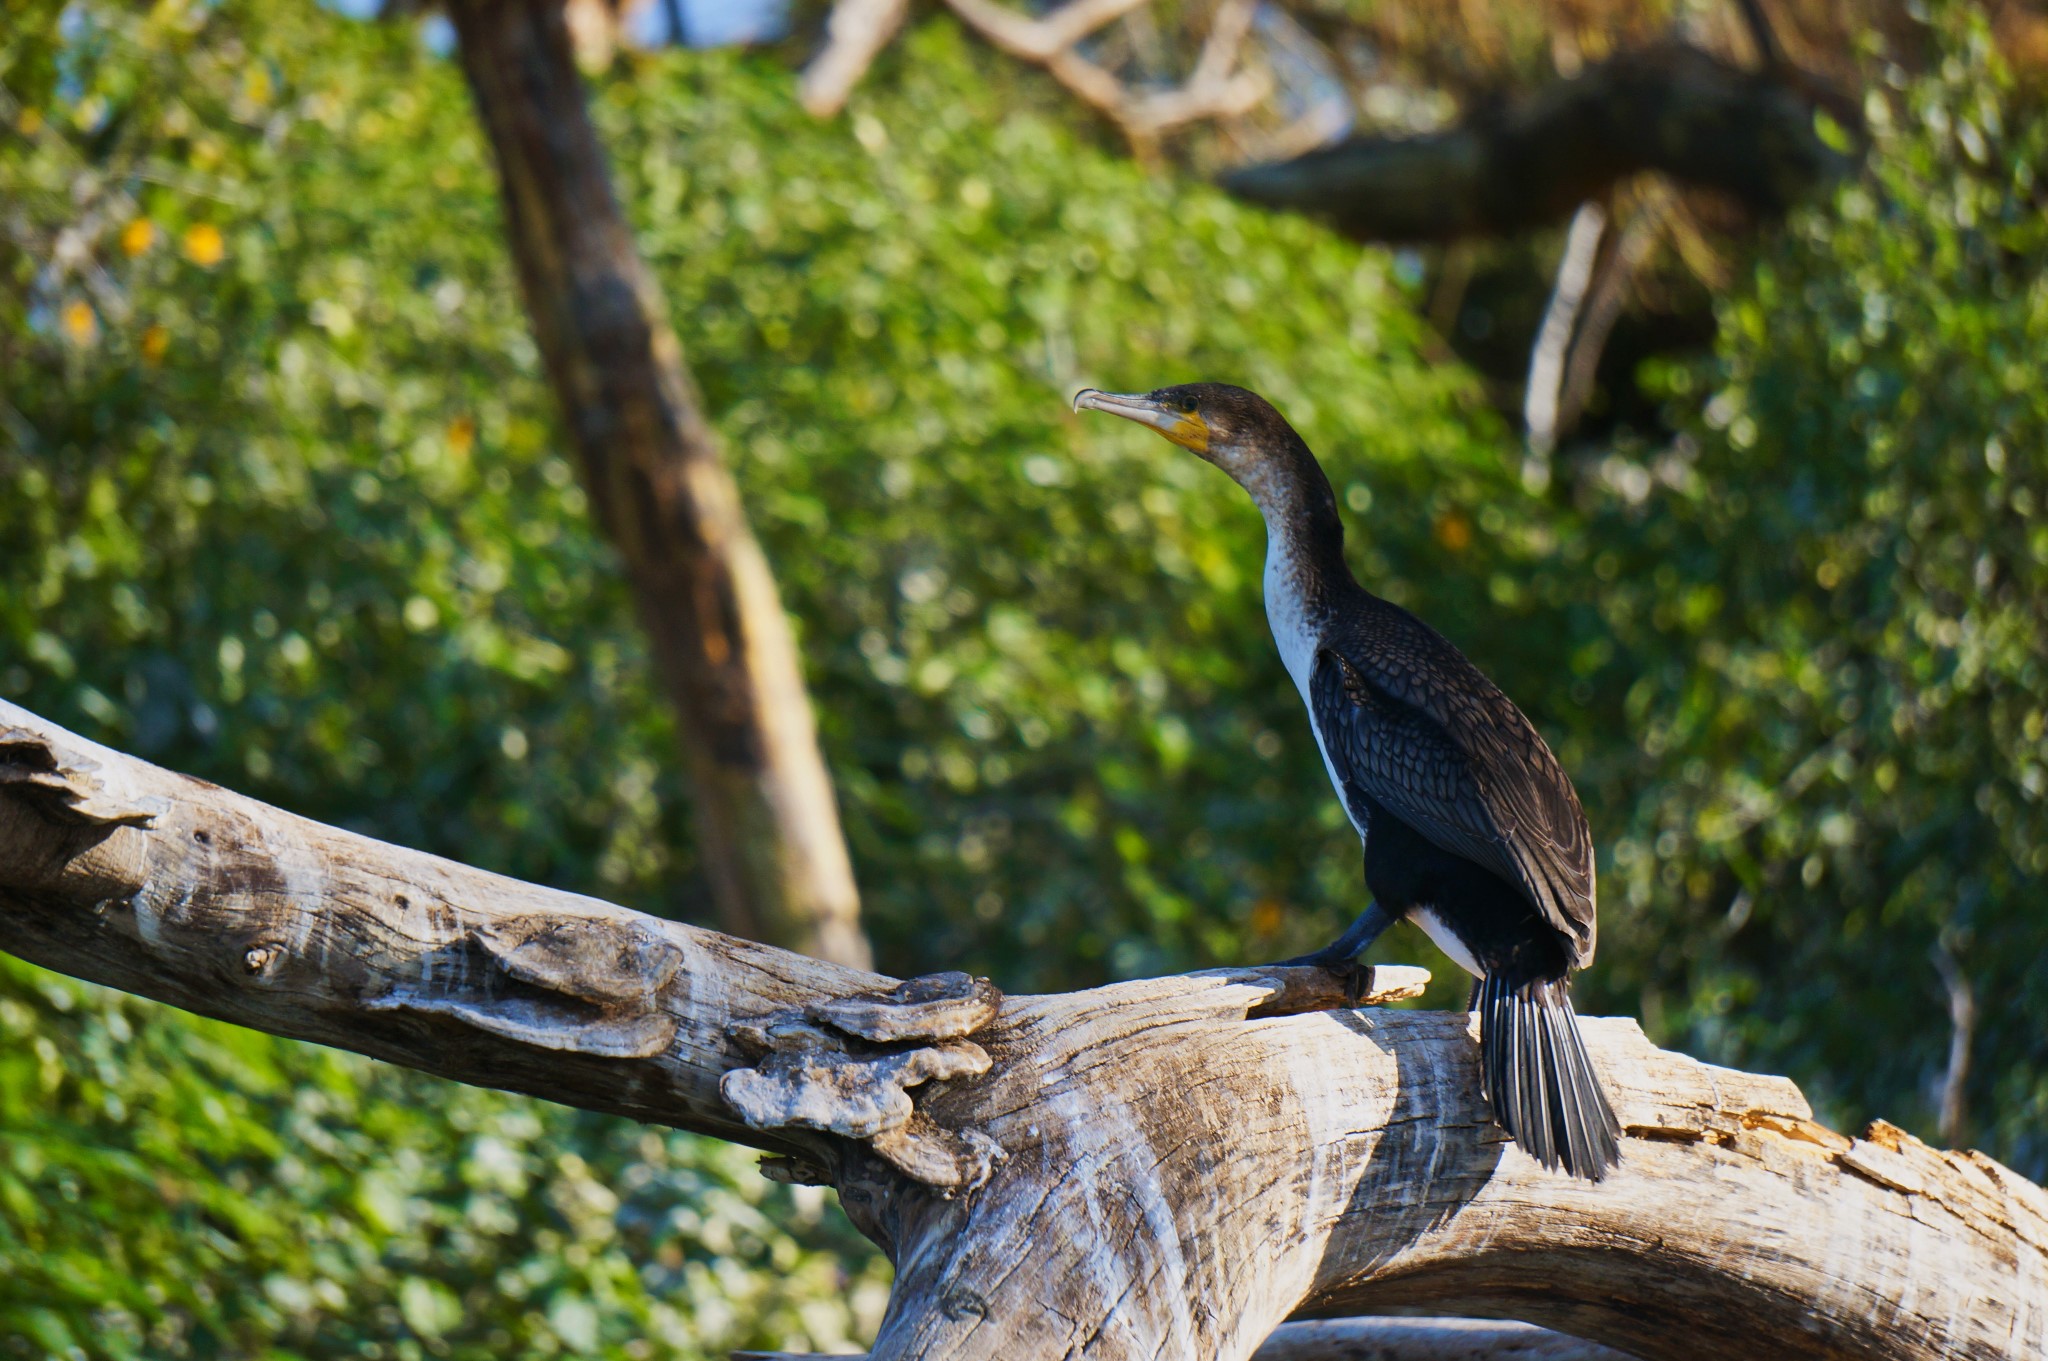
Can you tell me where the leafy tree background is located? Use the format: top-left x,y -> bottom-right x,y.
1,0 -> 2041,1355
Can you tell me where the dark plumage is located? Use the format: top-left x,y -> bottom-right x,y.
1075,380 -> 1621,1180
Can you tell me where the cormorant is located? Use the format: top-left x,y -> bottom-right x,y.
1075,381 -> 1621,1180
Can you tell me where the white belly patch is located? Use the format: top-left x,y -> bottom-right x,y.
1409,905 -> 1484,978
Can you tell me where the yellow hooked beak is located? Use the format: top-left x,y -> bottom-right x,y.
1072,389 -> 1210,455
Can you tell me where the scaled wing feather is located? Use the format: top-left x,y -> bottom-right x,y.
1310,644 -> 1596,965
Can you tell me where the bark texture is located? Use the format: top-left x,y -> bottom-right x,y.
1222,45 -> 1841,241
445,0 -> 869,968
2,700 -> 2043,1361
740,1319 -> 1636,1361
1252,1319 -> 1633,1360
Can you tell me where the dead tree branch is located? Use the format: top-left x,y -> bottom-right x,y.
1521,199 -> 1606,482
1934,940 -> 1977,1148
740,1318 -> 1636,1360
445,0 -> 870,969
939,0 -> 1269,147
1564,187 -> 1670,405
1252,1319 -> 1632,1360
1221,44 -> 1841,241
799,0 -> 1270,148
2,700 -> 2044,1361
800,0 -> 914,117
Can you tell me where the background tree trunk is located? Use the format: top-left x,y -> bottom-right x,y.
4,701 -> 2042,1361
444,0 -> 870,969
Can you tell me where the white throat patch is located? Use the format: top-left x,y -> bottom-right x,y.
1263,530 -> 1319,702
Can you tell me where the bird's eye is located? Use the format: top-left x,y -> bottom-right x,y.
1177,396 -> 1200,414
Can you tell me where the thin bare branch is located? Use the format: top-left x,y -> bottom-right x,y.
943,0 -> 1269,146
799,0 -> 913,118
1733,0 -> 1787,72
1523,200 -> 1606,483
942,0 -> 1151,62
1934,940 -> 1977,1148
1556,185 -> 1672,437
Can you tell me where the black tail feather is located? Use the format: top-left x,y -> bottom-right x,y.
1478,973 -> 1621,1180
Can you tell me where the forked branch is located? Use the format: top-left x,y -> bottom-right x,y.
800,0 -> 1268,147
1,699 -> 2042,1361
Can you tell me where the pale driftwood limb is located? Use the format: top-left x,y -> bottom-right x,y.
1254,1319 -> 1635,1360
1554,189 -> 1670,443
1521,200 -> 1606,482
1934,940 -> 1977,1148
735,1318 -> 1638,1360
799,0 -> 913,117
808,0 -> 1272,147
942,0 -> 1269,146
3,701 -> 2044,1361
940,0 -> 1151,61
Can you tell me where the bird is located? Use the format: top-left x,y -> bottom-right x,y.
1074,381 -> 1621,1180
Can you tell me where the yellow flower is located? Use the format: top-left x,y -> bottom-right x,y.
141,324 -> 170,364
1433,509 -> 1473,552
183,223 -> 225,267
61,300 -> 98,346
121,218 -> 156,257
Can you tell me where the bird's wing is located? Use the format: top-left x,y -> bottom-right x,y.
1311,646 -> 1596,966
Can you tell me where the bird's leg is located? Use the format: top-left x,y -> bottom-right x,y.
1274,902 -> 1397,1006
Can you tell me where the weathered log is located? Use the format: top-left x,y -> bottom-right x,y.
444,0 -> 871,969
1222,45 -> 1841,241
738,1317 -> 1637,1360
2,699 -> 2043,1361
1252,1319 -> 1633,1360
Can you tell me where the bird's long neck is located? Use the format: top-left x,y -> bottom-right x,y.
1239,435 -> 1356,694
1240,436 -> 1354,610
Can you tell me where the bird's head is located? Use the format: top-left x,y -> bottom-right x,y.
1072,383 -> 1307,501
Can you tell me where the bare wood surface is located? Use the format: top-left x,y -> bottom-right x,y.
799,0 -> 913,117
1253,1319 -> 1635,1360
445,0 -> 870,968
737,1318 -> 1636,1360
1521,200 -> 1606,480
1221,45 -> 1838,241
942,0 -> 1269,147
3,700 -> 2043,1361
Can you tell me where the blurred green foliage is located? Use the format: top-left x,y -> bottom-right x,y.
1590,15 -> 2048,1173
0,966 -> 885,1358
0,0 -> 2042,1355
